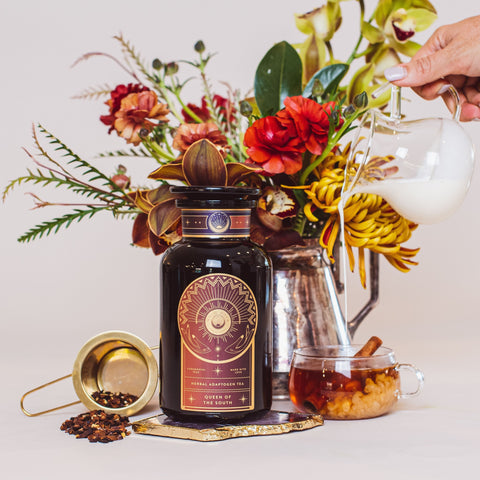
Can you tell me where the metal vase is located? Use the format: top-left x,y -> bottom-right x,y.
269,240 -> 379,399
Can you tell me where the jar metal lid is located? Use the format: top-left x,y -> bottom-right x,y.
171,186 -> 260,209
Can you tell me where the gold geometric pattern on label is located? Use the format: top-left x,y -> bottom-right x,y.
178,274 -> 258,364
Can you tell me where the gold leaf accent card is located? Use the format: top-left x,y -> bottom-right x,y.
132,410 -> 323,442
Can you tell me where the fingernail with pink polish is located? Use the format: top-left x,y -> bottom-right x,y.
384,66 -> 407,81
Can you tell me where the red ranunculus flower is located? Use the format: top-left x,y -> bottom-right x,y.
100,83 -> 149,132
244,116 -> 305,175
182,102 -> 210,123
182,95 -> 236,124
277,97 -> 341,155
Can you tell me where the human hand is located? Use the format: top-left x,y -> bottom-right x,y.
384,16 -> 480,121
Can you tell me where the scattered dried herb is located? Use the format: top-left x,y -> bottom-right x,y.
91,390 -> 138,408
60,410 -> 131,443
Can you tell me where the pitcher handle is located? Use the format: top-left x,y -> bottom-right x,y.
372,82 -> 461,121
347,250 -> 379,338
446,85 -> 461,121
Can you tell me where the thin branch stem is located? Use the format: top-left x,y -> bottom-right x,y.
346,0 -> 366,65
71,51 -> 141,83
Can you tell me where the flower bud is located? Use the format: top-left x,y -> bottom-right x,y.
353,91 -> 368,109
329,109 -> 339,126
343,104 -> 356,118
152,58 -> 163,70
312,78 -> 325,97
239,100 -> 253,117
194,40 -> 205,53
165,62 -> 179,75
139,128 -> 150,138
111,165 -> 130,190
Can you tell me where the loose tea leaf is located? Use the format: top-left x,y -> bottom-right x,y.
91,390 -> 139,409
60,410 -> 131,443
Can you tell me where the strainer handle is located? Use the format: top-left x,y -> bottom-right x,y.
20,374 -> 81,417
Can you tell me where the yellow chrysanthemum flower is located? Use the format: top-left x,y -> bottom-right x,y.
300,147 -> 420,287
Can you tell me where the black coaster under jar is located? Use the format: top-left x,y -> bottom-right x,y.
160,186 -> 272,422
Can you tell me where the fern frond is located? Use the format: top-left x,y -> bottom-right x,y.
113,34 -> 152,82
71,84 -> 113,100
2,176 -> 28,201
17,206 -> 110,243
3,169 -> 126,205
97,147 -> 151,159
36,124 -> 119,190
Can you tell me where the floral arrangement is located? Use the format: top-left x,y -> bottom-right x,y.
3,0 -> 438,286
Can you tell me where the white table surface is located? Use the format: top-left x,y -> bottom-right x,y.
3,335 -> 478,480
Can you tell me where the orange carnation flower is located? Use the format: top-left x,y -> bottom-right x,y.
114,90 -> 170,145
172,122 -> 229,159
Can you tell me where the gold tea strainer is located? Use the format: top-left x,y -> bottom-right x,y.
20,331 -> 159,417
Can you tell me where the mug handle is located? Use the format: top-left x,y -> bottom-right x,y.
396,363 -> 425,399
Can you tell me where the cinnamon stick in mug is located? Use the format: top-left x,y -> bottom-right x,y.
354,336 -> 383,357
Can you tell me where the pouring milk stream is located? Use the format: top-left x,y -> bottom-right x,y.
338,84 -> 475,326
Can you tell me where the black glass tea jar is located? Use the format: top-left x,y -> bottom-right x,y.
160,186 -> 272,422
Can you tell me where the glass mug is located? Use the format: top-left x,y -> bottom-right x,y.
288,345 -> 424,420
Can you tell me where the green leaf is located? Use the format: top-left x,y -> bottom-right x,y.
303,63 -> 349,98
254,41 -> 303,117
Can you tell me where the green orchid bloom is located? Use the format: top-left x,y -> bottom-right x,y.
368,45 -> 401,79
294,1 -> 343,84
374,0 -> 437,55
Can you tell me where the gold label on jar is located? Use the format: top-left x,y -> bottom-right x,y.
177,273 -> 257,412
181,209 -> 251,238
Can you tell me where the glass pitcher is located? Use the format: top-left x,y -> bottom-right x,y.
343,85 -> 475,224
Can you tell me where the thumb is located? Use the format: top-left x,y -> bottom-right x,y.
385,50 -> 451,87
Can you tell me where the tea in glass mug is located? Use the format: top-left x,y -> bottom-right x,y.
288,345 -> 423,420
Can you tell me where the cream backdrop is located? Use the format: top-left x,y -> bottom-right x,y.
1,0 -> 479,475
